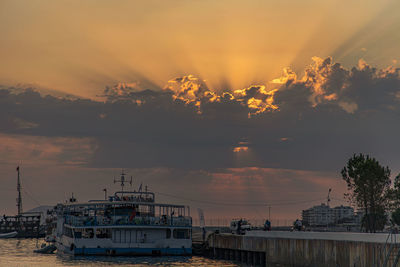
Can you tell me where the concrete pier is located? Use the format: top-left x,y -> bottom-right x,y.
207,231 -> 400,267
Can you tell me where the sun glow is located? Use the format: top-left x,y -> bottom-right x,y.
233,146 -> 249,153
1,0 -> 397,99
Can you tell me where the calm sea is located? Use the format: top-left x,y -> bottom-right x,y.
0,239 -> 239,267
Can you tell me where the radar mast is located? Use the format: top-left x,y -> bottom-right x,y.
16,166 -> 22,216
114,170 -> 132,196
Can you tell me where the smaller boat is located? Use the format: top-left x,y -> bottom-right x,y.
0,231 -> 18,238
34,243 -> 57,254
45,235 -> 56,242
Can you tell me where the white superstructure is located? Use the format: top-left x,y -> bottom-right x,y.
55,172 -> 192,256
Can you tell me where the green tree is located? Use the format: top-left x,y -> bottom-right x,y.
388,174 -> 400,210
362,207 -> 387,231
341,154 -> 391,232
391,208 -> 400,226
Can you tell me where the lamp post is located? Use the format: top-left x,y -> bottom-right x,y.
326,188 -> 332,231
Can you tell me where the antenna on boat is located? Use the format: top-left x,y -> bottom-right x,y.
103,188 -> 107,200
69,193 -> 76,203
138,182 -> 142,192
138,182 -> 143,199
114,170 -> 132,194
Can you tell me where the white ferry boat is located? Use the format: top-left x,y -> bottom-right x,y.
55,172 -> 192,256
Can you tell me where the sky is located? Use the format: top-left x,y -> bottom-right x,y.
1,0 -> 400,223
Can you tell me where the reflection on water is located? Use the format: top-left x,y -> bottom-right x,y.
0,239 -> 239,267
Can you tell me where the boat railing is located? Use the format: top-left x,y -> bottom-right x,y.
65,215 -> 192,227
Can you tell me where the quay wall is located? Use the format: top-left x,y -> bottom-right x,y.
207,231 -> 400,267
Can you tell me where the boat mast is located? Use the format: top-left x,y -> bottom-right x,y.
114,170 -> 132,196
16,166 -> 22,216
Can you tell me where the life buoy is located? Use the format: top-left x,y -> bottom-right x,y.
129,208 -> 136,222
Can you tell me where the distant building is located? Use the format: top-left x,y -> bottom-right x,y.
333,205 -> 354,223
302,203 -> 333,226
302,203 -> 355,226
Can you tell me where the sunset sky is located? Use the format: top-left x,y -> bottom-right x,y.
1,0 -> 400,222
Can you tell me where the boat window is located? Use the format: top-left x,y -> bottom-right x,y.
121,229 -> 126,243
113,229 -> 121,243
173,229 -> 190,239
74,229 -> 82,239
96,228 -> 111,239
96,209 -> 105,216
63,226 -> 73,238
113,229 -> 131,243
166,229 -> 171,239
82,228 -> 94,238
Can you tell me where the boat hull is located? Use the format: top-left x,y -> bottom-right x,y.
57,242 -> 191,256
0,231 -> 18,238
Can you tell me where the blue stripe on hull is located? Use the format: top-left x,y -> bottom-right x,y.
74,247 -> 192,256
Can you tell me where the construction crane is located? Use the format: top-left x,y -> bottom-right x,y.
327,188 -> 332,207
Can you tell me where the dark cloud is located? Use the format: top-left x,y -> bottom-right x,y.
1,57 -> 400,172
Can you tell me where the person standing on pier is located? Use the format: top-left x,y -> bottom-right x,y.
237,219 -> 242,235
294,219 -> 302,231
264,220 -> 271,231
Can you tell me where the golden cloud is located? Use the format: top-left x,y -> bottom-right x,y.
270,67 -> 297,85
106,57 -> 399,116
165,76 -> 279,116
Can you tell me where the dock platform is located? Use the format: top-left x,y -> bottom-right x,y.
207,230 -> 400,266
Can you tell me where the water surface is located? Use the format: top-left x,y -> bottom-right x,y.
0,239 -> 239,267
